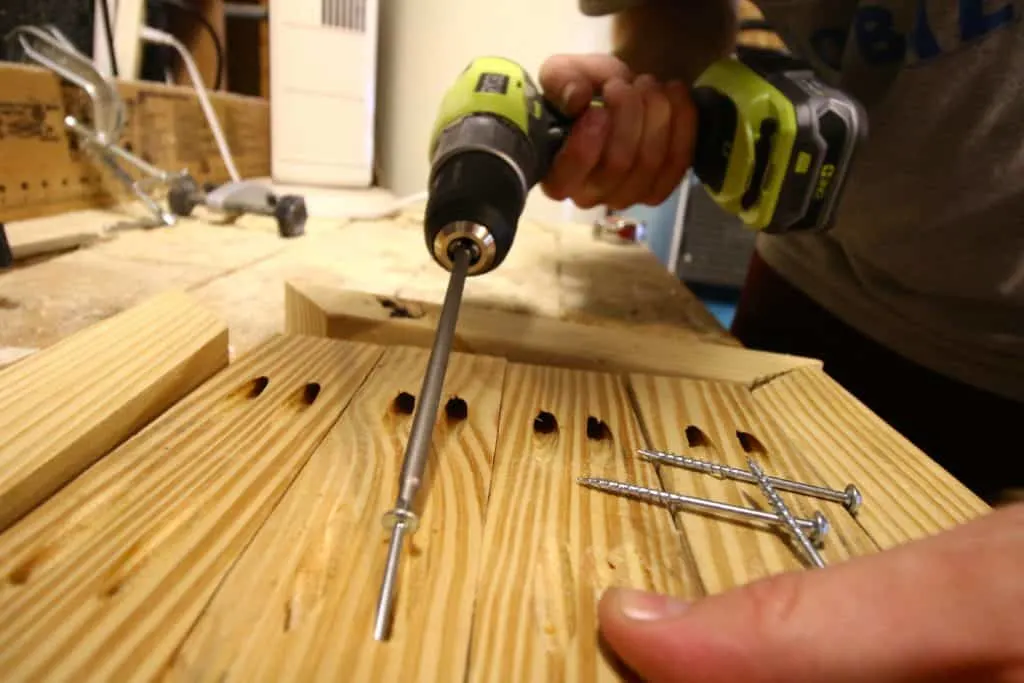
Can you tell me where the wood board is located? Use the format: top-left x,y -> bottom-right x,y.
0,290 -> 228,532
284,281 -> 814,387
0,63 -> 269,223
0,293 -> 992,680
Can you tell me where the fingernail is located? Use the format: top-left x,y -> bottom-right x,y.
560,83 -> 577,111
613,587 -> 690,622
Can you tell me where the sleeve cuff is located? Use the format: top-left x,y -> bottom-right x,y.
579,0 -> 646,16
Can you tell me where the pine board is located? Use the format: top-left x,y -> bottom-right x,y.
751,367 -> 991,549
0,290 -> 994,680
467,364 -> 701,682
627,374 -> 878,595
0,290 -> 228,532
0,334 -> 383,682
168,346 -> 506,682
285,282 -> 819,387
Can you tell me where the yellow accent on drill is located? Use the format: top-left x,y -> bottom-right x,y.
429,56 -> 532,157
694,57 -> 798,231
795,151 -> 812,174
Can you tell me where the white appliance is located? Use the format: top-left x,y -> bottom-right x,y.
269,0 -> 379,187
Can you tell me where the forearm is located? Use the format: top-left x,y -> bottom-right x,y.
596,0 -> 739,83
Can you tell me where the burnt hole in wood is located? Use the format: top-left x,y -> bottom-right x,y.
393,391 -> 416,415
20,182 -> 28,191
533,411 -> 558,434
586,416 -> 612,442
8,546 -> 53,585
685,425 -> 709,448
248,376 -> 270,398
303,382 -> 322,405
377,297 -> 418,319
445,396 -> 468,423
736,430 -> 767,455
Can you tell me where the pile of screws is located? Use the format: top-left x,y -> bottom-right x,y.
578,447 -> 864,569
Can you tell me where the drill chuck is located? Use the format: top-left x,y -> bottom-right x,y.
424,114 -> 535,276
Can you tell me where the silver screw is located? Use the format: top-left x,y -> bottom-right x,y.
577,477 -> 830,546
639,448 -> 863,514
746,457 -> 827,569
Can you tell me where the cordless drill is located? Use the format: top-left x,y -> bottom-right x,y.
422,50 -> 866,277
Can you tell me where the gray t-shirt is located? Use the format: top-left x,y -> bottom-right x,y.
580,0 -> 1024,402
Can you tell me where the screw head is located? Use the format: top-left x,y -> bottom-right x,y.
810,511 -> 830,548
844,484 -> 863,514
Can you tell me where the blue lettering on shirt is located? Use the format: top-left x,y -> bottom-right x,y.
809,1 -> 1017,69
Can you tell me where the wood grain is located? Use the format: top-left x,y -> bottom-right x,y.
0,290 -> 228,532
0,334 -> 383,682
627,374 -> 878,595
467,363 -> 700,682
168,346 -> 506,682
751,367 -> 991,549
285,281 -> 821,387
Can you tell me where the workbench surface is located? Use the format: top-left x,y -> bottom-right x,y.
0,195 -> 731,360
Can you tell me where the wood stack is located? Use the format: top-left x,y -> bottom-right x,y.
0,284 -> 989,680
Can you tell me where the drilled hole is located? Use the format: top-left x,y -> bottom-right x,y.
248,376 -> 270,398
8,546 -> 53,585
8,565 -> 32,586
303,382 -> 322,405
393,391 -> 416,415
377,296 -> 418,319
586,416 -> 612,442
533,411 -> 558,434
736,430 -> 767,455
685,425 -> 709,448
445,396 -> 468,422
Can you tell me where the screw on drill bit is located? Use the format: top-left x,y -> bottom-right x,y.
373,245 -> 472,641
746,457 -> 827,569
638,448 -> 863,513
577,477 -> 830,546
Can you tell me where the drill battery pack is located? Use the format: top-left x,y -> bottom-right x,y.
691,47 -> 867,234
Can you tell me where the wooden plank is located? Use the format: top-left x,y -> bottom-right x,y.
5,210 -> 110,261
285,281 -> 822,387
169,0 -> 227,89
0,247 -> 226,349
627,374 -> 878,595
466,363 -> 701,681
0,63 -> 269,223
0,290 -> 228,532
0,334 -> 384,682
751,367 -> 991,549
555,227 -> 728,342
114,0 -> 147,79
169,346 -> 506,681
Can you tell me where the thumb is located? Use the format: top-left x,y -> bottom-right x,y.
597,505 -> 1024,683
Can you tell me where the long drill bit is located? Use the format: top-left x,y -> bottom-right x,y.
373,245 -> 472,641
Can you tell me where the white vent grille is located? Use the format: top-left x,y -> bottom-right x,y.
321,0 -> 366,32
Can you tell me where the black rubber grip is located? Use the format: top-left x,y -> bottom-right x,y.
423,150 -> 525,272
